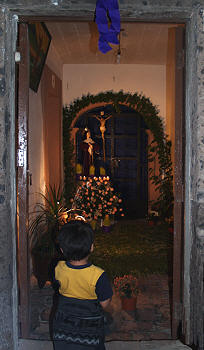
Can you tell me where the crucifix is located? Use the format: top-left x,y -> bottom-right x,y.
94,111 -> 112,162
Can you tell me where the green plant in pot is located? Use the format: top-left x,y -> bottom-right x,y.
113,275 -> 139,311
147,209 -> 159,226
29,185 -> 67,288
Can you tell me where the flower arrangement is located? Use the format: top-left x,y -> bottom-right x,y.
114,275 -> 139,298
71,176 -> 123,221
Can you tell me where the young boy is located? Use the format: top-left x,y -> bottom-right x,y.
53,220 -> 113,350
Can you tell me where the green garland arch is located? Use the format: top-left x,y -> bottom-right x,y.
63,90 -> 173,219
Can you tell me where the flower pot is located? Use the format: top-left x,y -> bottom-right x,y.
121,297 -> 137,311
102,214 -> 112,233
102,225 -> 111,233
90,219 -> 97,231
31,252 -> 54,289
148,220 -> 154,226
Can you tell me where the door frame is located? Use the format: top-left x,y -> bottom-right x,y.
17,23 -> 30,338
17,15 -> 186,340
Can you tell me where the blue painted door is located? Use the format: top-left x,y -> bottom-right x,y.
75,105 -> 148,218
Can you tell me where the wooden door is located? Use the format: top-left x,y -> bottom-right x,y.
171,26 -> 185,339
75,105 -> 148,218
16,23 -> 30,338
106,110 -> 148,219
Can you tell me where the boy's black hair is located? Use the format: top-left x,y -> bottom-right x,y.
57,220 -> 94,261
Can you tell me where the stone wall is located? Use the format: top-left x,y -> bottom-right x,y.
0,6 -> 18,350
0,1 -> 203,349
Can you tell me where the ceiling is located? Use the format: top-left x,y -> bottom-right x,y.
46,22 -> 181,65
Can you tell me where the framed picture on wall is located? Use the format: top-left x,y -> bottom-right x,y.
28,22 -> 52,93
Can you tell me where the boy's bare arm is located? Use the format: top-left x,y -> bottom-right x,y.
100,298 -> 111,309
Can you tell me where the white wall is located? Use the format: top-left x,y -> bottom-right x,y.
63,64 -> 166,121
29,47 -> 63,211
46,41 -> 63,80
28,84 -> 45,211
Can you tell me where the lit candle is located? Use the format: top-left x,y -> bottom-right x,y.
76,163 -> 82,174
89,165 -> 95,176
100,166 -> 106,176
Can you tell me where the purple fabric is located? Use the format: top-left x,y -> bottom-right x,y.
95,0 -> 120,54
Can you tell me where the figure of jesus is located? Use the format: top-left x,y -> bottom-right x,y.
95,111 -> 112,161
95,111 -> 112,139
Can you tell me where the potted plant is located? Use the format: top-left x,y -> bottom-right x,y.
29,185 -> 68,288
113,275 -> 139,311
166,216 -> 174,233
147,209 -> 159,226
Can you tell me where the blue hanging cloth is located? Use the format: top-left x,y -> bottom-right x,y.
95,0 -> 121,54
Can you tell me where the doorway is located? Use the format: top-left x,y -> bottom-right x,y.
75,104 -> 148,219
16,18 -> 185,342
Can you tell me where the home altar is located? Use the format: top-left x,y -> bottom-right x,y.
70,176 -> 123,226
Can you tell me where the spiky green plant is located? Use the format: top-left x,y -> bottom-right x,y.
29,184 -> 67,256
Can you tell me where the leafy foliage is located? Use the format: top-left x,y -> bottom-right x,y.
148,138 -> 173,219
63,90 -> 173,220
114,275 -> 139,298
29,184 -> 67,256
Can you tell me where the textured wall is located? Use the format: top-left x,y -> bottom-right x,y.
189,9 -> 204,349
0,1 -> 203,349
0,7 -> 18,350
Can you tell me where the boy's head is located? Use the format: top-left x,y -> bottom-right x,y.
57,220 -> 94,261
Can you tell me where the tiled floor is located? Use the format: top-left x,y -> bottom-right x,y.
30,274 -> 172,341
105,274 -> 172,341
19,339 -> 191,350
